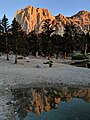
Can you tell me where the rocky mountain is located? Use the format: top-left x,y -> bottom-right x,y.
15,6 -> 90,34
15,6 -> 54,34
70,10 -> 90,30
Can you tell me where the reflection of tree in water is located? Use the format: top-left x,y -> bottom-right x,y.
12,86 -> 90,119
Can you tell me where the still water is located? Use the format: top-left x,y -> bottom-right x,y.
12,86 -> 90,120
70,60 -> 90,68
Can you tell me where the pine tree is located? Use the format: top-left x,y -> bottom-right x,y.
50,34 -> 62,58
28,30 -> 41,57
1,14 -> 10,60
41,19 -> 54,57
63,23 -> 80,59
86,32 -> 90,52
11,18 -> 27,63
0,20 -> 4,52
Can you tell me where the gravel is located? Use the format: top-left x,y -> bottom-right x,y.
0,55 -> 90,119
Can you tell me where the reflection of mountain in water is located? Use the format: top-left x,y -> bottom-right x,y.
12,86 -> 90,119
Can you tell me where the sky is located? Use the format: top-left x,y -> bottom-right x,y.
0,0 -> 90,24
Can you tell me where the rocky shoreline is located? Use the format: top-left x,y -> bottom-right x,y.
0,55 -> 90,120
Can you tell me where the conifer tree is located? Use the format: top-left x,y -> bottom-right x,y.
42,19 -> 54,57
11,18 -> 27,63
63,23 -> 79,59
1,14 -> 10,60
28,30 -> 41,57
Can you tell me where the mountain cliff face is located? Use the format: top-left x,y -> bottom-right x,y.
15,6 -> 90,34
15,6 -> 54,33
70,10 -> 90,30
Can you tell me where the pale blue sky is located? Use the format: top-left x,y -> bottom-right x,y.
0,0 -> 90,24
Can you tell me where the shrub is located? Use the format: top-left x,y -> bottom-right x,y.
43,60 -> 53,67
72,54 -> 88,60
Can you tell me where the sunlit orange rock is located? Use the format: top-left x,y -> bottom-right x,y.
15,6 -> 90,35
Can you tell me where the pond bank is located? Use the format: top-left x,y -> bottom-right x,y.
0,55 -> 90,119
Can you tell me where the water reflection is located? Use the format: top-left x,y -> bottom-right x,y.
70,60 -> 90,68
12,86 -> 90,120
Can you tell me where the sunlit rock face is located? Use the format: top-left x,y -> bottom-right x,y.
15,6 -> 55,34
69,10 -> 90,30
15,6 -> 90,34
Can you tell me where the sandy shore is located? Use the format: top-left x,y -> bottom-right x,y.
0,55 -> 90,119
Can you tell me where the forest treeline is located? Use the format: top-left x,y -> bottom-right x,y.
0,14 -> 90,63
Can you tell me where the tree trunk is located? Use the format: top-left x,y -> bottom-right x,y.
6,35 -> 9,60
15,39 -> 18,64
36,51 -> 38,58
15,53 -> 17,64
7,53 -> 9,61
64,52 -> 67,59
48,53 -> 51,60
84,43 -> 87,54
